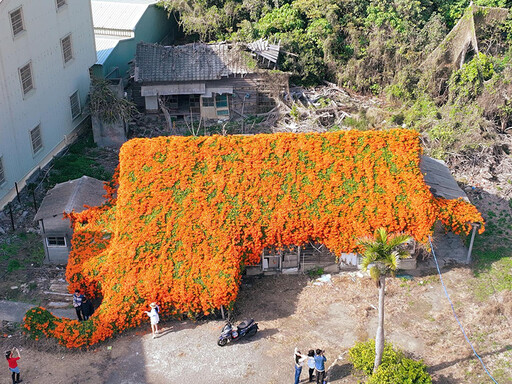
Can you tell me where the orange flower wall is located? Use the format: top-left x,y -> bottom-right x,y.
23,130 -> 484,347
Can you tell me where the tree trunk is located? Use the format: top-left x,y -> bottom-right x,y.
374,275 -> 386,372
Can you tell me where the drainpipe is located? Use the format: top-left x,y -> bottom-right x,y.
466,223 -> 480,264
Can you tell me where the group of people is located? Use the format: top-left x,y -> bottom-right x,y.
294,347 -> 327,384
5,347 -> 21,384
72,290 -> 94,321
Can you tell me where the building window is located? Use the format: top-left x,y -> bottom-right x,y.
61,34 -> 73,63
215,94 -> 228,108
0,157 -> 5,185
19,62 -> 34,95
202,97 -> 214,107
70,91 -> 81,119
56,0 -> 67,9
46,237 -> 66,247
30,125 -> 43,154
9,7 -> 24,37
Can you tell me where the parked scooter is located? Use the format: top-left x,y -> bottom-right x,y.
217,318 -> 258,346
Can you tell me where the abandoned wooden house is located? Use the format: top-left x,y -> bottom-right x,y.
247,156 -> 479,276
131,41 -> 289,120
34,176 -> 106,264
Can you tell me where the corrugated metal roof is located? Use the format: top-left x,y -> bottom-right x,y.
34,176 -> 107,222
420,156 -> 469,201
134,42 -> 253,83
95,36 -> 123,65
91,1 -> 153,31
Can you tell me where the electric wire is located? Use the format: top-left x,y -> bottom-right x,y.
428,235 -> 499,384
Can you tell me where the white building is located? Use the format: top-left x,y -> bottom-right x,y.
0,0 -> 96,209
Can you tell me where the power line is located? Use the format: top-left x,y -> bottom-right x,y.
428,236 -> 499,384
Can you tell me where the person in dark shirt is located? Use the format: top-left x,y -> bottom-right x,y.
72,290 -> 84,321
81,296 -> 94,320
314,349 -> 327,384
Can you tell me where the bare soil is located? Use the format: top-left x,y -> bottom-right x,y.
1,271 -> 511,384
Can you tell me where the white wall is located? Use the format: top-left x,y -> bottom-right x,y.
0,0 -> 96,209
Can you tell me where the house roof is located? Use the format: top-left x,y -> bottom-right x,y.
420,156 -> 469,201
91,0 -> 154,33
95,36 -> 123,65
34,176 -> 107,222
134,42 -> 254,83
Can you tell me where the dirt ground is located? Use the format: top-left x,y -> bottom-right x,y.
1,271 -> 511,384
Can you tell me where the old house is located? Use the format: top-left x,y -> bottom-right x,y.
34,176 -> 106,264
131,41 -> 289,120
0,0 -> 96,210
90,0 -> 178,80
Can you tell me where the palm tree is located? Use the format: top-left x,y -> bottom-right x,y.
358,227 -> 412,372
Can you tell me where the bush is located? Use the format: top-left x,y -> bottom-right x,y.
349,340 -> 432,383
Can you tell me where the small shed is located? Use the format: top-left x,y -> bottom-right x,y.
34,176 -> 106,264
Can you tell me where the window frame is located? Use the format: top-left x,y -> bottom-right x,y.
0,156 -> 5,186
61,34 -> 73,64
70,90 -> 81,120
30,124 -> 43,155
19,62 -> 34,96
46,236 -> 67,247
201,97 -> 214,107
9,7 -> 25,38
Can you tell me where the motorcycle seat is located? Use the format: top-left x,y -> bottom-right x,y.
237,318 -> 254,330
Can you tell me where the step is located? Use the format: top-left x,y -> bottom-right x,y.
47,302 -> 71,309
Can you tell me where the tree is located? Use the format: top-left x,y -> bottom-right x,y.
357,228 -> 412,372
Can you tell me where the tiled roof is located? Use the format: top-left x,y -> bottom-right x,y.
134,42 -> 254,82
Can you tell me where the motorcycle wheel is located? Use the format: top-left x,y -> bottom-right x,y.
247,327 -> 257,337
217,338 -> 228,346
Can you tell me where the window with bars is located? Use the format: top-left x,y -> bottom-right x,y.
70,91 -> 81,119
19,62 -> 33,95
47,237 -> 66,247
61,34 -> 73,63
202,97 -> 214,107
56,0 -> 67,9
9,7 -> 24,37
30,125 -> 43,154
0,157 -> 5,185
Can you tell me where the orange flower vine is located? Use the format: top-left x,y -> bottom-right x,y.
23,130 -> 484,347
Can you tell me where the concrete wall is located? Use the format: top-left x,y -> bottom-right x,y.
0,0 -> 96,210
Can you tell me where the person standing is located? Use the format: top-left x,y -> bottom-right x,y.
294,348 -> 307,384
314,349 -> 327,384
144,302 -> 160,338
81,296 -> 94,321
307,349 -> 316,382
72,290 -> 84,321
5,347 -> 22,384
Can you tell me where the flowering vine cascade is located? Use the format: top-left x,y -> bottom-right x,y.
23,130 -> 484,347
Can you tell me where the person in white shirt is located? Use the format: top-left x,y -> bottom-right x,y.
294,347 -> 308,384
144,302 -> 160,339
307,349 -> 316,382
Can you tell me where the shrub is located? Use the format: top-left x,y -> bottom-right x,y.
349,340 -> 432,384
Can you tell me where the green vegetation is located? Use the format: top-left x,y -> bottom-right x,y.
349,340 -> 432,383
46,133 -> 112,188
159,0 -> 512,158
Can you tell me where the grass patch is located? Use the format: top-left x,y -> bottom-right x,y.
46,133 -> 112,188
0,233 -> 45,272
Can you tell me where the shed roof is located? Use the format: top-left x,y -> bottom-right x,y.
134,42 -> 254,83
34,176 -> 107,222
95,36 -> 123,65
420,156 -> 469,201
91,0 -> 154,32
